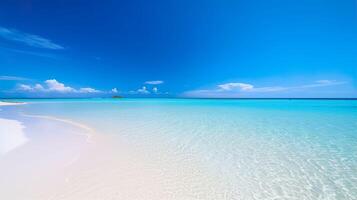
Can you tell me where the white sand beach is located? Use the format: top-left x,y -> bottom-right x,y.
0,102 -> 28,154
0,103 -> 221,200
0,101 -> 26,106
0,118 -> 28,155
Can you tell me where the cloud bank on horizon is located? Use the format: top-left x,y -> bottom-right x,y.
0,76 -> 168,97
17,79 -> 102,94
183,80 -> 350,98
0,74 -> 355,98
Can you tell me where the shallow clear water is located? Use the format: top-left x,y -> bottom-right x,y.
3,99 -> 357,199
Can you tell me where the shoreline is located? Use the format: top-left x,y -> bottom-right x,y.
0,101 -> 27,106
0,102 -> 222,199
1,100 -> 96,155
20,113 -> 95,144
1,100 -> 94,146
0,104 -> 99,199
0,118 -> 28,155
0,102 -> 29,154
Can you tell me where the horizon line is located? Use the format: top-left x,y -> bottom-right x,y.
1,97 -> 357,100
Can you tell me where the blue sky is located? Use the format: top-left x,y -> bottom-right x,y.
0,0 -> 356,98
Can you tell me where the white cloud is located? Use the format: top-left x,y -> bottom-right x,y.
34,84 -> 44,90
79,87 -> 100,93
18,84 -> 34,91
137,86 -> 150,94
45,79 -> 75,92
183,80 -> 347,98
0,76 -> 29,81
111,88 -> 118,93
17,79 -> 104,94
128,86 -> 165,95
248,80 -> 344,92
18,83 -> 45,92
145,80 -> 164,85
316,80 -> 333,84
289,80 -> 345,90
0,47 -> 58,58
0,26 -> 64,50
218,82 -> 254,91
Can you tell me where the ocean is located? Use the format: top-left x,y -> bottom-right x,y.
1,98 -> 357,199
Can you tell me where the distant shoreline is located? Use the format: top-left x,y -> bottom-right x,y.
0,101 -> 27,106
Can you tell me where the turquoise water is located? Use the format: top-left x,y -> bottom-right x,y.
2,99 -> 357,199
